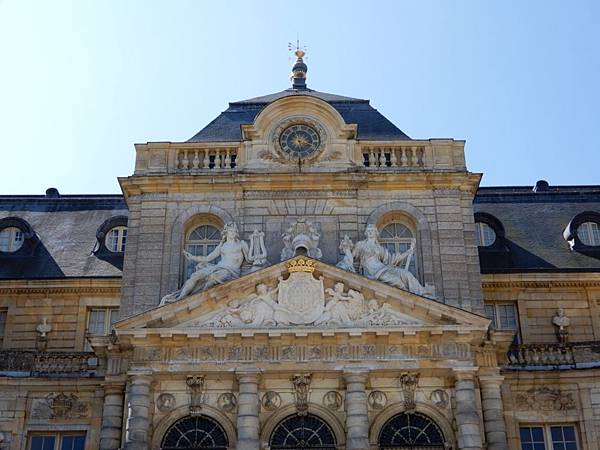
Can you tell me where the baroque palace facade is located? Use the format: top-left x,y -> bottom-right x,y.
1,52 -> 600,450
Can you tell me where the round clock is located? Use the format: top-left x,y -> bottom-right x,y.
279,124 -> 321,158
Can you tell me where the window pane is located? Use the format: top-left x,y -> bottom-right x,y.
0,227 -> 24,252
109,309 -> 120,327
88,310 -> 106,336
60,435 -> 85,450
119,228 -> 127,252
578,222 -> 600,246
562,427 -> 576,441
498,304 -> 517,329
476,222 -> 496,247
31,436 -> 56,450
185,225 -> 221,281
485,305 -> 497,328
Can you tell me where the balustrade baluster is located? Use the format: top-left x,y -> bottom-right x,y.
417,147 -> 425,166
181,150 -> 189,170
368,150 -> 377,168
203,149 -> 210,169
192,150 -> 200,169
389,147 -> 398,167
400,148 -> 407,166
378,149 -> 386,167
224,149 -> 231,169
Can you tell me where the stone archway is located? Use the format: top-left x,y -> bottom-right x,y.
269,413 -> 337,450
160,415 -> 229,450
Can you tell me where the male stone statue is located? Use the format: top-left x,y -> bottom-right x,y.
336,224 -> 428,296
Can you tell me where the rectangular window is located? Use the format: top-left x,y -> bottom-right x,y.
520,425 -> 578,450
485,304 -> 497,328
85,307 -> 119,351
30,434 -> 85,450
498,304 -> 517,329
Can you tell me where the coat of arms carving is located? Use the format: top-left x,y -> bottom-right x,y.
277,260 -> 324,324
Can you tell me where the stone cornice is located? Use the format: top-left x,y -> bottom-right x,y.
0,278 -> 121,295
118,171 -> 482,200
482,273 -> 600,289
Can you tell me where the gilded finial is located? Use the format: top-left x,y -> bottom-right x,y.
288,39 -> 308,90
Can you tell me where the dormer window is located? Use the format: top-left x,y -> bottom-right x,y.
94,216 -> 128,259
0,227 -> 24,252
563,211 -> 600,252
475,222 -> 496,247
0,217 -> 37,257
105,226 -> 127,253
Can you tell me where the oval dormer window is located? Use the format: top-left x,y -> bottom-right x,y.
0,226 -> 24,252
577,221 -> 600,247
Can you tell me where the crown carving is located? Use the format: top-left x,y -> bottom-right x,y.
287,258 -> 316,273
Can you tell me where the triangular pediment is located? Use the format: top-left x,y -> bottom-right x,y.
115,257 -> 489,340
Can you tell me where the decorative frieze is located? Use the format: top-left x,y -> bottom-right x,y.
133,342 -> 472,364
0,350 -> 98,376
31,393 -> 88,419
515,387 -> 576,411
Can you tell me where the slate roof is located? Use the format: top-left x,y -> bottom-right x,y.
0,195 -> 127,279
474,185 -> 600,272
187,88 -> 411,142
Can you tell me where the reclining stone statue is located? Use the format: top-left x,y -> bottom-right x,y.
336,224 -> 433,297
160,223 -> 264,305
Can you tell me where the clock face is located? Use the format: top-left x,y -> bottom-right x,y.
279,124 -> 321,158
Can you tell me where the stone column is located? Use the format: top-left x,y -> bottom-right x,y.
124,374 -> 152,450
479,375 -> 508,450
100,384 -> 125,450
454,370 -> 483,450
236,370 -> 261,450
343,370 -> 370,450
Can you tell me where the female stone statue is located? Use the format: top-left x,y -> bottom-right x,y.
336,224 -> 426,296
160,223 -> 253,304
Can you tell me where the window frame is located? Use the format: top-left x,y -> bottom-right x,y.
563,211 -> 600,253
519,424 -> 579,450
378,221 -> 419,278
577,221 -> 600,247
85,307 -> 119,351
104,226 -> 127,253
183,223 -> 223,281
484,302 -> 521,343
475,221 -> 497,247
28,432 -> 86,450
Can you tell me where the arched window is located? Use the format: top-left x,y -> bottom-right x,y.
475,221 -> 496,247
105,226 -> 128,253
184,224 -> 222,279
161,415 -> 228,450
378,412 -> 445,449
0,226 -> 24,252
379,222 -> 417,276
270,413 -> 336,449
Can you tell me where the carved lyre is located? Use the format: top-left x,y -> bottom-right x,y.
249,229 -> 267,266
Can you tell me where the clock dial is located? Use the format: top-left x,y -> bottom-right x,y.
279,124 -> 320,158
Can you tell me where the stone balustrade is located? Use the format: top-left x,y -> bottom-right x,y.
506,341 -> 600,369
0,350 -> 99,376
361,145 -> 427,169
173,147 -> 238,172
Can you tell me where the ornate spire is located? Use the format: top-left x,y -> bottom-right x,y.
289,40 -> 308,90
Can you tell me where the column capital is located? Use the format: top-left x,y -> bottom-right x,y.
453,368 -> 478,382
103,383 -> 126,395
236,369 -> 262,384
478,375 -> 505,387
343,369 -> 369,384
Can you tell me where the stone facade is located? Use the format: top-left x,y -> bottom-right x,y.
1,59 -> 600,450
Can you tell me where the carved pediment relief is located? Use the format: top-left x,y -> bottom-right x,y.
115,257 -> 489,337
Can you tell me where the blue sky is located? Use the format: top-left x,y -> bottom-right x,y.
0,0 -> 598,194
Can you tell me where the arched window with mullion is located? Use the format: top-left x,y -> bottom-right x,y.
379,222 -> 418,277
184,224 -> 222,280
